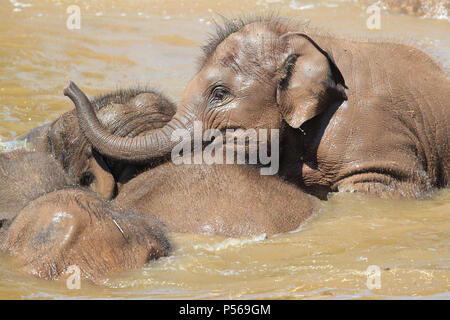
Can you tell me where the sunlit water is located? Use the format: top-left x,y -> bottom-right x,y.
0,0 -> 449,299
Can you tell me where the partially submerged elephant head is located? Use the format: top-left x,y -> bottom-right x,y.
64,18 -> 347,163
23,88 -> 176,198
0,188 -> 170,282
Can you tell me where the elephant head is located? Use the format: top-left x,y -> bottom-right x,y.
24,88 -> 176,198
0,188 -> 170,281
65,18 -> 347,163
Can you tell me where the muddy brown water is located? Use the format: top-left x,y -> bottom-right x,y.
0,0 -> 449,299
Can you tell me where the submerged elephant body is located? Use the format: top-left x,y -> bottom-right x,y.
114,161 -> 319,237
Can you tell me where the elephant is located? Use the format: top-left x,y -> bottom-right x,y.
66,16 -> 449,200
0,150 -> 170,281
112,161 -> 319,237
18,87 -> 177,199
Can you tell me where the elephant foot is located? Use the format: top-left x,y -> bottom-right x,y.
0,189 -> 170,282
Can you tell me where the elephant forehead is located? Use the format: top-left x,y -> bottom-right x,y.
37,211 -> 75,247
214,34 -> 243,67
51,211 -> 73,223
213,29 -> 283,73
97,104 -> 121,125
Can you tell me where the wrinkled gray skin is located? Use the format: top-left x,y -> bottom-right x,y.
69,17 -> 449,199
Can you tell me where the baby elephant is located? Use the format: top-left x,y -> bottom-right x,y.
18,87 -> 177,200
0,150 -> 169,281
114,162 -> 320,238
0,189 -> 169,281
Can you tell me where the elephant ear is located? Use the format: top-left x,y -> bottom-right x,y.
276,33 -> 348,128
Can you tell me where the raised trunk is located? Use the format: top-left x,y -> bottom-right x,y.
63,81 -> 193,163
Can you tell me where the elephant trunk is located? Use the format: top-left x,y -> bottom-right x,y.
63,81 -> 193,163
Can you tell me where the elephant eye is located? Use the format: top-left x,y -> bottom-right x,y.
209,85 -> 231,105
